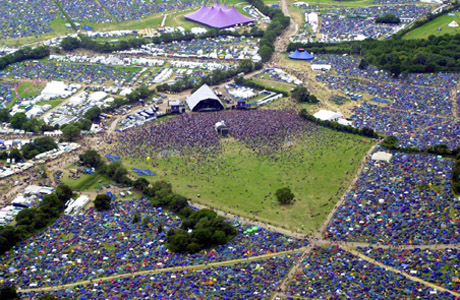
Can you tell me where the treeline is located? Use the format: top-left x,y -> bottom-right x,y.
101,85 -> 154,113
288,32 -> 460,75
299,109 -> 378,138
0,185 -> 74,254
0,109 -> 58,134
382,135 -> 460,157
375,14 -> 400,24
234,76 -> 289,96
246,0 -> 290,62
0,46 -> 49,70
79,150 -> 237,253
61,26 -> 264,53
453,155 -> 460,194
0,137 -> 57,161
157,60 -> 263,94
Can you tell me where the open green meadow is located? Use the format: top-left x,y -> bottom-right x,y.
6,81 -> 45,109
120,130 -> 371,233
403,13 -> 460,39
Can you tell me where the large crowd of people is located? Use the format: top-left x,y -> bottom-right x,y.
326,151 -> 460,245
285,246 -> 456,299
0,198 -> 307,288
116,110 -> 319,158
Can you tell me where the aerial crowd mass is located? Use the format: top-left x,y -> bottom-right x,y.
0,0 -> 460,299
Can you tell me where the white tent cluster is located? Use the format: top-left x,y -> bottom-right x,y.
10,81 -> 81,119
49,55 -> 164,67
243,6 -> 270,23
33,142 -> 80,162
65,195 -> 90,216
121,37 -> 261,62
305,12 -> 319,33
262,68 -> 303,85
0,185 -> 54,225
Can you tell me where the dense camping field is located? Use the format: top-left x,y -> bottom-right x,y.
403,13 -> 460,39
121,130 -> 371,233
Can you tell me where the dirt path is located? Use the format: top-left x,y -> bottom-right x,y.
18,246 -> 308,293
343,246 -> 460,298
451,82 -> 459,118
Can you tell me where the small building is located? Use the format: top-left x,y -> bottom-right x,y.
168,100 -> 185,114
313,110 -> 344,122
186,84 -> 225,112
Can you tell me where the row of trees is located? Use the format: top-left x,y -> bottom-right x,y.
0,110 -> 57,134
0,46 -> 49,70
61,27 -> 264,53
0,137 -> 57,161
157,60 -> 263,94
0,285 -> 64,300
246,0 -> 290,62
288,31 -> 460,76
375,14 -> 400,24
0,185 -> 74,255
381,136 -> 460,194
299,109 -> 378,138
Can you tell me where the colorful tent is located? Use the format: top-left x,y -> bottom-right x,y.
289,49 -> 314,60
184,2 -> 254,29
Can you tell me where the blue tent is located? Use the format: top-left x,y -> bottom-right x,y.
289,49 -> 313,61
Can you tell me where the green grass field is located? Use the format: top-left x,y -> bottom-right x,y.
120,130 -> 371,233
252,78 -> 295,93
403,13 -> 460,39
5,81 -> 45,109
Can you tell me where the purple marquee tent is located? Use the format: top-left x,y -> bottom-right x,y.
185,2 -> 254,29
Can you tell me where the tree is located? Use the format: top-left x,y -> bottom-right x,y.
94,194 -> 112,211
275,187 -> 295,205
8,149 -> 22,161
0,285 -> 19,300
259,45 -> 274,63
61,124 -> 81,142
375,14 -> 400,24
84,106 -> 101,122
10,112 -> 27,129
76,118 -> 92,131
60,36 -> 81,51
358,59 -> 369,70
292,86 -> 310,102
133,177 -> 149,191
0,109 -> 10,122
56,185 -> 73,203
79,150 -> 104,169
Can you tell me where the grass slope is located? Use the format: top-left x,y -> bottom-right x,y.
122,130 -> 370,233
403,13 -> 460,39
